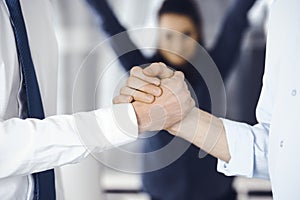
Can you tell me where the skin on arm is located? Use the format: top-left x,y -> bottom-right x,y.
114,63 -> 231,162
167,107 -> 231,163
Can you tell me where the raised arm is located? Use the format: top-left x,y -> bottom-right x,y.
210,0 -> 257,79
86,0 -> 147,71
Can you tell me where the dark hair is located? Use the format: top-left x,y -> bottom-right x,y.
158,0 -> 203,43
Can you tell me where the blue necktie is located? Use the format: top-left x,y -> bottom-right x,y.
5,0 -> 56,199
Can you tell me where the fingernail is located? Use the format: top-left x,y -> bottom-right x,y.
129,96 -> 134,102
153,79 -> 160,86
147,95 -> 154,102
153,88 -> 161,96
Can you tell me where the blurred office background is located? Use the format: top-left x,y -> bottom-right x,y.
51,0 -> 271,199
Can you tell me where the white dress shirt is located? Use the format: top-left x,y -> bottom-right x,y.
0,0 -> 138,199
218,0 -> 300,199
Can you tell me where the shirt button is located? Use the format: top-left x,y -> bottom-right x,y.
223,164 -> 227,169
280,140 -> 284,148
291,89 -> 297,96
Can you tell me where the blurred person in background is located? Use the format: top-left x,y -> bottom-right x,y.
87,0 -> 256,199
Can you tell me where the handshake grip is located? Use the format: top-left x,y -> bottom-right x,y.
114,62 -> 231,162
113,62 -> 195,133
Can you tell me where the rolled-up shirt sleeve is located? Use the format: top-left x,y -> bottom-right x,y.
217,119 -> 254,177
217,119 -> 270,179
217,41 -> 278,179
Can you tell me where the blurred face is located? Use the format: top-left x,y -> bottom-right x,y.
158,13 -> 199,66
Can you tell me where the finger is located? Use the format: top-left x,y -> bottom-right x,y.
127,76 -> 162,97
173,71 -> 185,81
120,86 -> 155,103
130,66 -> 160,86
143,62 -> 174,79
113,95 -> 133,104
161,71 -> 185,85
161,72 -> 187,94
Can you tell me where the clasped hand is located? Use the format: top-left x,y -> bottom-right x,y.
114,62 -> 195,133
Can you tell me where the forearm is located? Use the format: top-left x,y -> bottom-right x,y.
168,107 -> 270,178
167,107 -> 231,162
0,114 -> 87,178
0,104 -> 137,178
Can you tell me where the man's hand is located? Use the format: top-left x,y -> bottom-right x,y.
113,62 -> 174,104
114,62 -> 231,162
114,63 -> 195,132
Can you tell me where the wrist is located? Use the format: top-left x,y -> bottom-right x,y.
167,107 -> 200,141
132,102 -> 150,133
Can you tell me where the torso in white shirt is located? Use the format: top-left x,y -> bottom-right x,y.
218,0 -> 300,199
266,0 -> 300,198
0,0 -> 58,199
0,1 -> 138,199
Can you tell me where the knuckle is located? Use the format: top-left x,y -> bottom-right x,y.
112,96 -> 118,104
181,91 -> 190,102
130,66 -> 141,75
182,80 -> 188,88
150,62 -> 161,71
126,77 -> 137,87
120,87 -> 128,95
175,71 -> 185,80
182,94 -> 189,103
161,78 -> 170,85
185,88 -> 191,96
126,77 -> 132,86
159,62 -> 167,68
142,84 -> 151,92
113,96 -> 121,104
158,62 -> 172,74
158,63 -> 168,71
191,99 -> 195,107
132,89 -> 140,97
150,62 -> 160,67
178,80 -> 185,88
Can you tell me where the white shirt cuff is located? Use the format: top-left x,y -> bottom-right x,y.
94,103 -> 138,147
217,118 -> 254,177
74,103 -> 138,152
